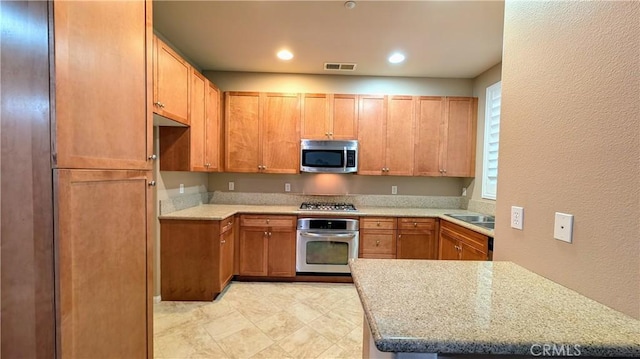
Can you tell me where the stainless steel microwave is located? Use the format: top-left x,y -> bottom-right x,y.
300,140 -> 358,173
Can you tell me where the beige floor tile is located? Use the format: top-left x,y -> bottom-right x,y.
217,326 -> 274,359
192,300 -> 236,323
309,312 -> 357,343
255,310 -> 305,341
335,327 -> 363,353
316,343 -> 362,359
329,300 -> 364,327
202,309 -> 254,341
278,326 -> 333,358
155,323 -> 226,359
249,343 -> 293,359
285,301 -> 324,324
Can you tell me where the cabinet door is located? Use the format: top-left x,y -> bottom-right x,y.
238,227 -> 268,276
360,230 -> 397,258
205,83 -> 222,172
442,97 -> 477,177
301,93 -> 329,139
414,97 -> 445,176
220,228 -> 235,287
267,228 -> 296,277
262,93 -> 300,174
225,92 -> 261,173
53,0 -> 152,170
154,36 -> 190,125
438,231 -> 460,260
386,96 -> 415,176
190,70 -> 207,171
460,241 -> 488,261
55,169 -> 151,358
332,94 -> 358,140
358,95 -> 387,175
397,232 -> 437,259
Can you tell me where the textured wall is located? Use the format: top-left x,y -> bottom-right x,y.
496,1 -> 639,318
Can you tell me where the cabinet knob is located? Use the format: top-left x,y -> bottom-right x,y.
325,132 -> 329,137
264,231 -> 268,236
268,232 -> 272,237
443,169 -> 447,174
160,102 -> 166,108
228,221 -> 232,226
376,221 -> 380,226
221,240 -> 226,244
376,240 -> 380,246
154,101 -> 161,107
398,234 -> 402,239
148,180 -> 156,187
413,222 -> 417,227
266,219 -> 270,224
148,154 -> 157,160
328,132 -> 333,137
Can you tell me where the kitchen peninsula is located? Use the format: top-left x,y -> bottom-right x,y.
350,259 -> 640,358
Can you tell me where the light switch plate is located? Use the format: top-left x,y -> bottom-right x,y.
511,206 -> 524,230
554,212 -> 574,243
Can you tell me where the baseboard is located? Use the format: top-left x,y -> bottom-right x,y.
153,295 -> 161,303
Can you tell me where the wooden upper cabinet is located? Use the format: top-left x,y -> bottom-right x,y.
153,35 -> 190,125
262,93 -> 300,174
225,92 -> 261,172
52,0 -> 152,170
414,96 -> 477,177
225,92 -> 300,174
301,94 -> 358,140
385,96 -> 415,176
414,97 -> 445,176
205,82 -> 222,172
189,70 -> 207,171
301,93 -> 330,139
358,95 -> 387,175
159,75 -> 222,172
442,97 -> 477,177
331,94 -> 358,140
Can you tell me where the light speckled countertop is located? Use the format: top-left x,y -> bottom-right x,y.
157,204 -> 494,236
350,259 -> 640,357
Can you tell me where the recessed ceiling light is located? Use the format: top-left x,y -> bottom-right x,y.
277,50 -> 293,60
388,52 -> 405,64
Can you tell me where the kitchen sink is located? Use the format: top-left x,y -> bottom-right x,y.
445,214 -> 495,230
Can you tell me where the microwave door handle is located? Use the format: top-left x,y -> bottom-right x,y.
344,147 -> 347,171
300,232 -> 356,238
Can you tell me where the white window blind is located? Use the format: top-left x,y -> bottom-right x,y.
482,81 -> 501,200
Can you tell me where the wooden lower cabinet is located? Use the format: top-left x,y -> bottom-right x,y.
55,169 -> 152,358
238,215 -> 296,277
359,217 -> 397,258
160,216 -> 235,300
438,220 -> 489,261
397,218 -> 438,259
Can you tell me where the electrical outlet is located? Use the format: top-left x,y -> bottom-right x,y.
554,212 -> 574,243
391,185 -> 398,195
228,182 -> 235,191
179,183 -> 184,194
462,188 -> 467,196
511,206 -> 524,230
285,183 -> 291,192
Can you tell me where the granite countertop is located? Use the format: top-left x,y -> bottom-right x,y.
157,204 -> 494,236
350,259 -> 640,357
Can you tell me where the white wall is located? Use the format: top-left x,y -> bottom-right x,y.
496,1 -> 639,318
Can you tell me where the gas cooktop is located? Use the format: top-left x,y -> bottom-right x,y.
299,202 -> 357,211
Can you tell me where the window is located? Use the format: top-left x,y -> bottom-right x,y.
482,81 -> 501,200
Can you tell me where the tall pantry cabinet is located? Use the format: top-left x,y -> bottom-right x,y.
51,1 -> 154,358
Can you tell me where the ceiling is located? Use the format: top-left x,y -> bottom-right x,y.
153,1 -> 504,78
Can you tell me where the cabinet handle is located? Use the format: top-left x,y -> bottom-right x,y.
227,221 -> 232,226
148,154 -> 157,160
376,240 -> 380,246
148,180 -> 156,187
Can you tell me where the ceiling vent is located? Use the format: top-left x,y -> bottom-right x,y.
324,63 -> 357,71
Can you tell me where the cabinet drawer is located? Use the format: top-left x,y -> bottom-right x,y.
398,218 -> 436,231
240,215 -> 296,228
440,220 -> 488,254
221,215 -> 234,234
361,217 -> 396,230
360,230 -> 396,256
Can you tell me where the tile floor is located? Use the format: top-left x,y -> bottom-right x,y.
154,282 -> 364,359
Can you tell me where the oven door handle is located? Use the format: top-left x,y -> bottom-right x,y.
300,232 -> 356,238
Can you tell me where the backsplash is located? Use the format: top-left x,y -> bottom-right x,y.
466,199 -> 496,216
159,192 -> 211,215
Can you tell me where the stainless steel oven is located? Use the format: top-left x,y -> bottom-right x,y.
296,218 -> 359,274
